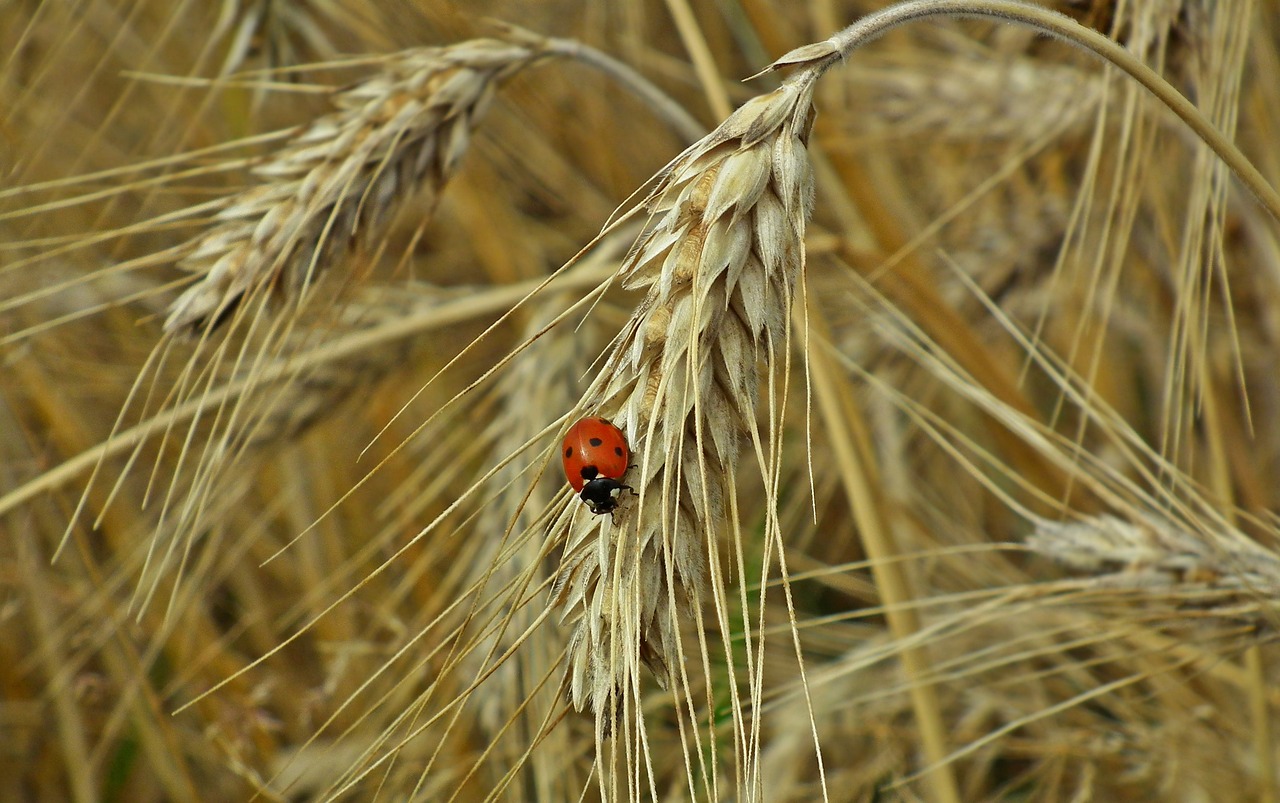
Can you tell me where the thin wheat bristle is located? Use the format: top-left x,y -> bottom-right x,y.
456,301 -> 602,793
235,282 -> 463,449
552,69 -> 819,715
165,39 -> 543,333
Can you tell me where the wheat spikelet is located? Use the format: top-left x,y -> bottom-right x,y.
551,68 -> 819,716
165,39 -> 543,333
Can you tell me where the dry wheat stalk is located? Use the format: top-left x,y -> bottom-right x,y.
550,67 -> 820,716
164,39 -> 543,333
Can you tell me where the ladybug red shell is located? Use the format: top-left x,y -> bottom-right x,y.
562,417 -> 633,515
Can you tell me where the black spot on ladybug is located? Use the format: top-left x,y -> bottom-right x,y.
564,446 -> 573,458
589,437 -> 603,447
614,447 -> 623,456
580,465 -> 599,481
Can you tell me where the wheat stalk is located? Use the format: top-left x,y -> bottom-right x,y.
550,65 -> 819,726
164,39 -> 544,333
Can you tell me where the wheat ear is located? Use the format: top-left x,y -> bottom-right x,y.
551,66 -> 820,718
1028,514 -> 1280,597
164,40 -> 542,333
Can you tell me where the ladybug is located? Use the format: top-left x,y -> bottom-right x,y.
562,417 -> 633,515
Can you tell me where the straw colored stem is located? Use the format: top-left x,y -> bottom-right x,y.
807,309 -> 962,803
664,0 -> 733,119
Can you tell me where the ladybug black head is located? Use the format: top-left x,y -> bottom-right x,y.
579,477 -> 632,515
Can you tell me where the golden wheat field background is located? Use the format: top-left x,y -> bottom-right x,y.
3,0 -> 1280,800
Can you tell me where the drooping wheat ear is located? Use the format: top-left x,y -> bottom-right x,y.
1028,514 -> 1280,597
864,59 -> 1098,140
164,39 -> 544,333
552,67 -> 820,717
